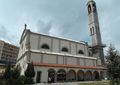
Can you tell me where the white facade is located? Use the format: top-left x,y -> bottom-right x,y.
16,29 -> 105,83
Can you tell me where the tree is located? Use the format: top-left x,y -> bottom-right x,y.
3,63 -> 11,80
106,44 -> 120,85
11,65 -> 21,79
10,65 -> 25,85
2,64 -> 25,85
24,62 -> 35,84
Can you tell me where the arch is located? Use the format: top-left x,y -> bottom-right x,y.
93,71 -> 99,80
88,4 -> 91,14
100,71 -> 104,80
41,44 -> 49,49
77,70 -> 85,81
85,71 -> 92,81
67,70 -> 76,81
78,50 -> 84,55
48,69 -> 56,83
57,69 -> 66,82
61,47 -> 69,52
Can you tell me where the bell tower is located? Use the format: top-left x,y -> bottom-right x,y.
87,0 -> 105,65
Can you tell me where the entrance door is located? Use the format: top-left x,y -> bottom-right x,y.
36,71 -> 41,83
48,69 -> 56,83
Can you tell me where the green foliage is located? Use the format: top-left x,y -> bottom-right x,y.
11,65 -> 21,79
1,64 -> 25,85
0,78 -> 5,85
2,62 -> 35,85
25,63 -> 35,78
109,79 -> 120,85
24,62 -> 35,84
106,44 -> 120,85
3,63 -> 11,80
25,77 -> 34,84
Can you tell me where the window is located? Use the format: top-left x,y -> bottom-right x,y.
61,47 -> 68,52
78,50 -> 84,54
92,4 -> 96,12
88,5 -> 91,14
41,44 -> 49,49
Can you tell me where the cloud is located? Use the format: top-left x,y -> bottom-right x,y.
0,25 -> 18,45
34,0 -> 89,42
97,0 -> 120,54
36,19 -> 62,37
34,0 -> 120,54
0,25 -> 10,42
0,25 -> 7,38
36,20 -> 52,34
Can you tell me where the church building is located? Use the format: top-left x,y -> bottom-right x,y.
16,0 -> 106,83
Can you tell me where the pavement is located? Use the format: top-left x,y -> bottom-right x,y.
33,81 -> 107,85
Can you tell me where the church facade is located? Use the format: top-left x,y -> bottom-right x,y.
16,0 -> 106,83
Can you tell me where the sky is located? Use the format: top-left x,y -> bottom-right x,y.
0,0 -> 120,55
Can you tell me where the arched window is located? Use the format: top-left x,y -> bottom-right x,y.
78,50 -> 84,54
88,5 -> 91,14
61,47 -> 68,52
92,4 -> 96,12
41,44 -> 49,49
